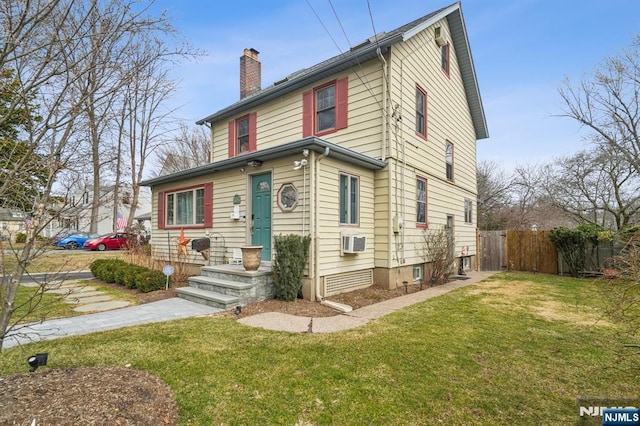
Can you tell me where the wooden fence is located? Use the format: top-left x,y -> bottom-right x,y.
478,230 -> 558,274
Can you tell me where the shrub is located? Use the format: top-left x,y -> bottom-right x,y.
549,226 -> 586,277
113,266 -> 131,286
90,259 -> 127,283
89,259 -> 109,276
15,233 -> 26,243
135,270 -> 166,293
272,234 -> 311,301
90,258 -> 166,292
123,266 -> 147,289
421,226 -> 456,285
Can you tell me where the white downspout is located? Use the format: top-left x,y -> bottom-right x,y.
314,147 -> 329,302
311,146 -> 352,313
377,47 -> 389,162
302,162 -> 307,235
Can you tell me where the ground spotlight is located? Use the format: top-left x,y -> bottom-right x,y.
27,353 -> 48,372
234,306 -> 242,315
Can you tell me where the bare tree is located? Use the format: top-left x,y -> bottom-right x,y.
557,36 -> 640,175
153,124 -> 211,176
476,160 -> 512,230
506,164 -> 546,230
0,0 -> 186,350
120,37 -> 187,228
544,146 -> 640,231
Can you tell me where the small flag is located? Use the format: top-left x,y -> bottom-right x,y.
25,215 -> 34,230
116,212 -> 127,231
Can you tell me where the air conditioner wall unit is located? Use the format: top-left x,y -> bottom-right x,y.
342,234 -> 367,253
434,26 -> 447,47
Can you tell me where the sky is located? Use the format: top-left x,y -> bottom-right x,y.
151,0 -> 640,170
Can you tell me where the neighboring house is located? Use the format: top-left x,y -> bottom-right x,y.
52,185 -> 152,236
0,208 -> 28,242
141,2 -> 488,300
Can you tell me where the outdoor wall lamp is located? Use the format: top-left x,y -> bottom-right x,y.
27,353 -> 48,372
293,159 -> 307,170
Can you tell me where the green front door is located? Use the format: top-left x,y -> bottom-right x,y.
251,172 -> 272,260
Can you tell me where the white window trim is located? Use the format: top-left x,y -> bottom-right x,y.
339,172 -> 359,225
166,187 -> 205,227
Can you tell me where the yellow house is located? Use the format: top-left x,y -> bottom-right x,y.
141,2 -> 488,305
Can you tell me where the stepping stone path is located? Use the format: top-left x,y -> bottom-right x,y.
22,280 -> 132,313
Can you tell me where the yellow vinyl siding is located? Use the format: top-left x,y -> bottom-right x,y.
379,18 -> 477,269
271,158 -> 308,236
210,60 -> 386,162
315,157 -> 376,276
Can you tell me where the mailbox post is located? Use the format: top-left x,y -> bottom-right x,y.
192,238 -> 211,262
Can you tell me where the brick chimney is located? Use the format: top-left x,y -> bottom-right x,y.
240,48 -> 261,99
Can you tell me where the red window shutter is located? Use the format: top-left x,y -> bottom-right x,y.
157,191 -> 165,230
302,90 -> 313,137
335,76 -> 348,130
248,112 -> 257,152
203,182 -> 213,227
228,120 -> 235,157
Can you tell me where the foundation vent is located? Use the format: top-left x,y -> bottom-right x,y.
323,269 -> 373,296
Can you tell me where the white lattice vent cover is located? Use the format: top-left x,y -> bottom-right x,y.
324,269 -> 373,296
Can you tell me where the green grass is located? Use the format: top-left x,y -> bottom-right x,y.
1,272 -> 638,425
10,285 -> 77,323
8,280 -> 139,323
1,248 -> 124,274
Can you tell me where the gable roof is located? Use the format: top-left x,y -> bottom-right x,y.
196,1 -> 488,140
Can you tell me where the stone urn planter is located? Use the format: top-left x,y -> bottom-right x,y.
240,245 -> 263,271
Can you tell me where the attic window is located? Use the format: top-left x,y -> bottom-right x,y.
441,43 -> 450,76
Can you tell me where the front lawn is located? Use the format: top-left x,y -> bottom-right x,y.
1,272 -> 637,425
9,280 -> 139,324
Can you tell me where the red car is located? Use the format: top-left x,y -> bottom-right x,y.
83,232 -> 133,251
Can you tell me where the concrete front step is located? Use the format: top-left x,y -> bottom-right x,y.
188,275 -> 254,295
200,264 -> 272,282
179,263 -> 274,311
176,287 -> 240,310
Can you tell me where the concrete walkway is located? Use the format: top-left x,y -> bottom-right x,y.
4,270 -> 496,349
22,277 -> 133,313
3,298 -> 222,349
238,270 -> 496,333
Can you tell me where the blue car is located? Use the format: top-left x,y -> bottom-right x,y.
55,232 -> 100,250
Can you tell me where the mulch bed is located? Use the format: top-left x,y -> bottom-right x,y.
0,367 -> 178,425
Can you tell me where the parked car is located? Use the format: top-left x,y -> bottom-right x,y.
55,232 -> 99,250
83,232 -> 136,251
51,233 -> 69,245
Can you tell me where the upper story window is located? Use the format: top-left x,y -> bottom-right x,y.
445,141 -> 454,181
236,116 -> 250,154
441,43 -> 450,77
416,176 -> 427,227
416,86 -> 427,138
339,172 -> 359,225
316,84 -> 335,133
303,77 -> 348,137
464,199 -> 473,224
228,113 -> 256,157
158,183 -> 213,229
